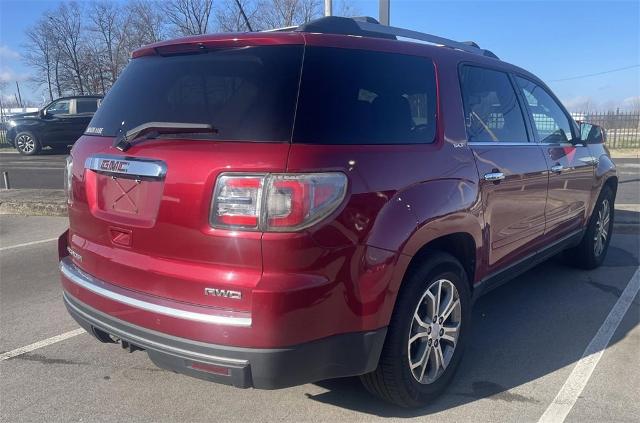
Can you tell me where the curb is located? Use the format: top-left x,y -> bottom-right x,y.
0,189 -> 67,217
0,201 -> 68,217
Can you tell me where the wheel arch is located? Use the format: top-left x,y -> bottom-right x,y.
404,232 -> 478,293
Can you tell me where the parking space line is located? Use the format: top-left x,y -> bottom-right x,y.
538,267 -> 640,423
0,238 -> 58,252
0,328 -> 85,361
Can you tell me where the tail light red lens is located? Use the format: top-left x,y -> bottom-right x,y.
211,173 -> 347,232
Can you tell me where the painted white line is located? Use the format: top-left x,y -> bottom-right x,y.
616,204 -> 640,212
538,267 -> 640,423
0,237 -> 58,252
0,328 -> 85,361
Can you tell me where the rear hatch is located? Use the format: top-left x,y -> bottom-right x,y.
67,36 -> 304,311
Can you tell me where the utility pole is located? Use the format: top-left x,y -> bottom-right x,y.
379,0 -> 390,25
15,81 -> 23,108
324,0 -> 332,17
234,0 -> 253,31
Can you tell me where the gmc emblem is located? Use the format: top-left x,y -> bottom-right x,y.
204,287 -> 242,300
100,159 -> 130,173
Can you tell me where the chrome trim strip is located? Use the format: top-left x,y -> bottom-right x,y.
85,154 -> 167,180
64,292 -> 248,366
469,142 -> 539,147
469,141 -> 582,147
59,258 -> 252,327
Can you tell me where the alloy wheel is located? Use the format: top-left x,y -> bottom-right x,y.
594,198 -> 610,257
16,134 -> 35,154
408,279 -> 461,384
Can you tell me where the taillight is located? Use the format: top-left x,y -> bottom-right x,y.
210,173 -> 347,232
211,174 -> 264,230
64,155 -> 73,205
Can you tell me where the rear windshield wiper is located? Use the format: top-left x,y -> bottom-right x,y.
113,122 -> 218,152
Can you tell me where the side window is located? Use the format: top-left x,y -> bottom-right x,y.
46,100 -> 71,116
459,65 -> 529,143
76,98 -> 98,114
515,77 -> 573,143
293,47 -> 437,145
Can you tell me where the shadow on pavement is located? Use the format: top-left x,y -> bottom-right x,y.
304,234 -> 639,417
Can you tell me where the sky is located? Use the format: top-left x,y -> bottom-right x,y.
0,0 -> 638,110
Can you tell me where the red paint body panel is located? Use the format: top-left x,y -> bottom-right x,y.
61,30 -> 616,354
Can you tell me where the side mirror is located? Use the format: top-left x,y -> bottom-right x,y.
39,109 -> 47,118
577,121 -> 605,145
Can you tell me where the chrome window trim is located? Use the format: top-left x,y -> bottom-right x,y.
60,258 -> 252,327
468,141 -> 579,147
85,154 -> 167,180
468,142 -> 538,147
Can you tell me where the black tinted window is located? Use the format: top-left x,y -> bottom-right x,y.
47,100 -> 70,116
89,46 -> 303,140
515,77 -> 573,143
76,98 -> 98,114
293,47 -> 437,145
460,66 -> 529,143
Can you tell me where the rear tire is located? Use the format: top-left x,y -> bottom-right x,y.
15,131 -> 41,155
566,185 -> 614,270
360,252 -> 471,407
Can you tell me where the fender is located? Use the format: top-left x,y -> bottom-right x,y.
363,177 -> 483,328
366,177 -> 483,256
587,143 -> 618,218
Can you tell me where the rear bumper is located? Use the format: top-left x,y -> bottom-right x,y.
61,258 -> 386,389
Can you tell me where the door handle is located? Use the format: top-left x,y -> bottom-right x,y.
551,164 -> 564,174
484,172 -> 505,182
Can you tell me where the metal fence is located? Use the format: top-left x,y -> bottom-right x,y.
572,111 -> 640,148
1,110 -> 639,149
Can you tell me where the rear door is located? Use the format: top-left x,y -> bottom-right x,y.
514,76 -> 595,238
69,98 -> 99,142
460,65 -> 549,272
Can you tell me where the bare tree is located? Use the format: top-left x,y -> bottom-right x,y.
164,0 -> 214,36
23,18 -> 56,102
20,0 -> 360,102
88,1 -> 121,86
48,2 -> 86,94
127,0 -> 167,45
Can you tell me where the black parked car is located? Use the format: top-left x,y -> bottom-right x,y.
6,96 -> 102,155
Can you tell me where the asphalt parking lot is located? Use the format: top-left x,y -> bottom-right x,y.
1,149 -> 639,422
1,218 -> 639,422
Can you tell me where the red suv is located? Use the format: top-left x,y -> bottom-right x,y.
59,17 -> 616,407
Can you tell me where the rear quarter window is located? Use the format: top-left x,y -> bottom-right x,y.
293,47 -> 437,145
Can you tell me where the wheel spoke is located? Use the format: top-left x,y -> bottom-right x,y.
434,280 -> 442,318
410,343 -> 430,370
441,323 -> 459,345
409,331 -> 428,345
423,290 -> 436,318
441,298 -> 460,322
413,311 -> 429,329
418,345 -> 432,381
434,343 -> 445,372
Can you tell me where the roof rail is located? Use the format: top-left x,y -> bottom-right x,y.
293,16 -> 499,59
262,25 -> 298,33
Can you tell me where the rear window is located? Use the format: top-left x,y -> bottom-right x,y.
76,98 -> 99,114
293,47 -> 437,145
88,46 -> 303,140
